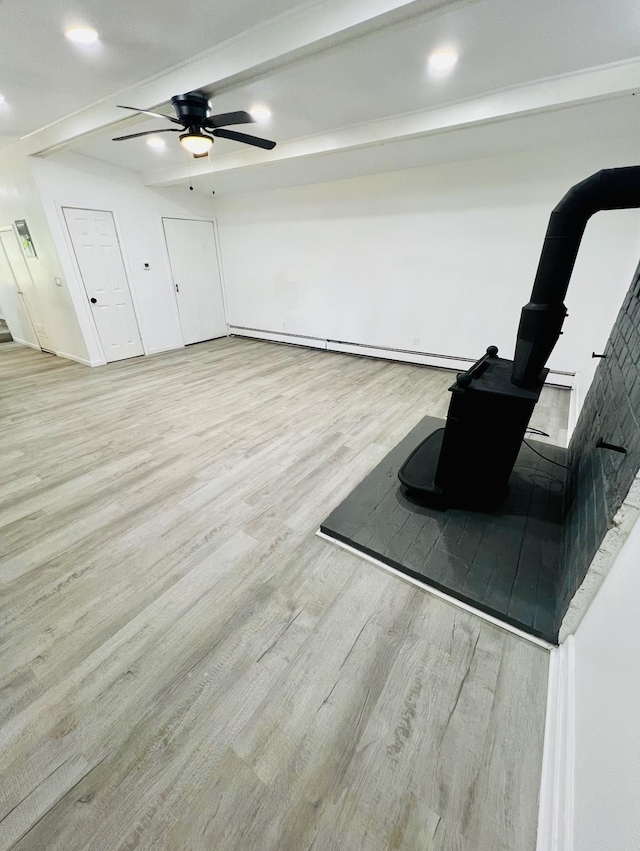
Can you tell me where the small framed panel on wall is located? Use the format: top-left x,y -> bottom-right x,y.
14,219 -> 37,258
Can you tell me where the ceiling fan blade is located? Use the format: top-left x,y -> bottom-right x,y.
212,128 -> 276,150
116,105 -> 183,125
112,129 -> 182,141
204,110 -> 255,129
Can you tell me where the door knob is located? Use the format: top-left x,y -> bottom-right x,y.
90,297 -> 97,304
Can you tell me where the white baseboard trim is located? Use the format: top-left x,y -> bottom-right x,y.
327,339 -> 478,374
316,529 -> 553,649
229,326 -> 575,387
55,350 -> 105,367
230,326 -> 327,350
12,337 -> 41,351
537,636 -> 575,851
147,343 -> 186,355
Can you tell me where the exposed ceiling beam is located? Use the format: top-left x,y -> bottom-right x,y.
142,58 -> 640,188
21,0 -> 474,156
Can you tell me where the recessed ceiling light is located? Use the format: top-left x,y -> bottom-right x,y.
65,26 -> 99,44
249,105 -> 271,122
146,136 -> 166,150
428,50 -> 458,71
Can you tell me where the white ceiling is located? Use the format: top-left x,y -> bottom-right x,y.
4,0 -> 640,193
0,0 -> 305,135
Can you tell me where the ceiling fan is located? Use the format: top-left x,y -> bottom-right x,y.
112,90 -> 276,157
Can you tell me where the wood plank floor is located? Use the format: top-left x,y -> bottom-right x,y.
0,338 -> 562,851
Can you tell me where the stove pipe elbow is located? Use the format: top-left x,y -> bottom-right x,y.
511,166 -> 640,388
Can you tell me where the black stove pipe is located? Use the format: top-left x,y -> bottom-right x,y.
511,166 -> 640,388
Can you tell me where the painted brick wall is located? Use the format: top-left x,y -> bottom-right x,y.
559,260 -> 640,622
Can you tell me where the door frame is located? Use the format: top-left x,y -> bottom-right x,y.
0,225 -> 42,350
161,216 -> 230,338
60,205 -> 149,362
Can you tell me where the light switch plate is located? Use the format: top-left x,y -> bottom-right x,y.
54,277 -> 63,287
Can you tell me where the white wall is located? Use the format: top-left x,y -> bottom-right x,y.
30,152 -> 220,360
570,505 -> 640,851
213,136 -> 640,378
6,135 -> 639,379
0,144 -> 91,362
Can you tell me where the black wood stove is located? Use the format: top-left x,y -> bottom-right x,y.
399,166 -> 640,510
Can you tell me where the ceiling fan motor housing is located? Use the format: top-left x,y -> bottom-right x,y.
171,91 -> 209,128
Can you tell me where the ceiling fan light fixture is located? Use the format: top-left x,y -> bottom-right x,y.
179,132 -> 214,155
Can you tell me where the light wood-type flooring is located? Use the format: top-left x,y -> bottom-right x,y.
0,338 -> 568,851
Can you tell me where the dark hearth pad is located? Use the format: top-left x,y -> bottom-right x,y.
321,416 -> 567,643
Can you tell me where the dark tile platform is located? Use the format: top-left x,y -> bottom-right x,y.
321,416 -> 567,643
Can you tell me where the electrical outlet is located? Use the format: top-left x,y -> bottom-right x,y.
54,277 -> 63,287
413,336 -> 420,346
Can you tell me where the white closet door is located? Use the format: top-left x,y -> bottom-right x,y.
163,218 -> 226,345
63,208 -> 144,362
0,234 -> 39,348
0,227 -> 53,350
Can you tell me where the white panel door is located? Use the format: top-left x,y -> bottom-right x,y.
63,208 -> 144,362
0,228 -> 53,351
0,235 -> 40,348
162,218 -> 226,345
